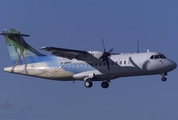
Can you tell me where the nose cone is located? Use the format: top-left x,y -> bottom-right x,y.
169,60 -> 177,71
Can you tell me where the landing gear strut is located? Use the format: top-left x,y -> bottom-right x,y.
101,82 -> 109,88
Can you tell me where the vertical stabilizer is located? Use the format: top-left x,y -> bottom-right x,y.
1,28 -> 45,65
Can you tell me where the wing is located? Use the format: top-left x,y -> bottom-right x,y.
40,46 -> 90,60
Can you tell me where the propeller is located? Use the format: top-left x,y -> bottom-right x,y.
100,39 -> 113,70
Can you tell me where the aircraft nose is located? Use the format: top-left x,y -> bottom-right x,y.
169,60 -> 177,70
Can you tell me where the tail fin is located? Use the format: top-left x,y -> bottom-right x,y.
1,28 -> 45,65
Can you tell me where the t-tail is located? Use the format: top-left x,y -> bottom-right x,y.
0,28 -> 46,65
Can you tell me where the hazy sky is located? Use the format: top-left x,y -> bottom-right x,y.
0,0 -> 178,120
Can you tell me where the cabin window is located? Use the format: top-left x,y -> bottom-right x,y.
95,63 -> 97,66
124,61 -> 126,64
120,61 -> 122,65
99,63 -> 102,66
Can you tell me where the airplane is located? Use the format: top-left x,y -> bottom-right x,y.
0,28 -> 177,88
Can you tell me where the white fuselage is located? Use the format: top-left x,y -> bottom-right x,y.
4,52 -> 177,82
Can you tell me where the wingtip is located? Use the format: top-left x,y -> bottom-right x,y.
40,46 -> 51,50
40,46 -> 47,50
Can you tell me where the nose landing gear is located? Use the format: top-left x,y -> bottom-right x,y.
161,73 -> 167,82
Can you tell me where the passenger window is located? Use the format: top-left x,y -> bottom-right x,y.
120,61 -> 122,65
124,61 -> 126,64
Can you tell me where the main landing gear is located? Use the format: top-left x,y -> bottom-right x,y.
161,73 -> 167,82
84,81 -> 93,88
84,80 -> 110,88
162,77 -> 167,81
101,82 -> 109,88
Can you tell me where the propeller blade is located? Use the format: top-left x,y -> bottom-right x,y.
102,39 -> 106,52
108,48 -> 113,53
100,39 -> 113,70
106,58 -> 110,70
99,55 -> 104,61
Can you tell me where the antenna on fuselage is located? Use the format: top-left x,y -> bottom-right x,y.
137,40 -> 139,53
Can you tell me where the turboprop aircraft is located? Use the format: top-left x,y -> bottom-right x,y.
0,28 -> 177,88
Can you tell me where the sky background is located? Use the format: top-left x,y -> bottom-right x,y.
0,0 -> 178,120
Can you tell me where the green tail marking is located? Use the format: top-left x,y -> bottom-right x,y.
1,28 -> 45,65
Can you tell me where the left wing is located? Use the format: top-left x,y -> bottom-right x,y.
40,46 -> 90,60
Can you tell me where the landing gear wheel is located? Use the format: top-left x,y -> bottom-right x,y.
101,82 -> 109,88
84,81 -> 93,88
161,77 -> 167,81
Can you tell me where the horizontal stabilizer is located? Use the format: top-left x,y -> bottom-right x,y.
0,33 -> 30,37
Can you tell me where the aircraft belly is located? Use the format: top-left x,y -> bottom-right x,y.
116,67 -> 160,77
113,64 -> 158,77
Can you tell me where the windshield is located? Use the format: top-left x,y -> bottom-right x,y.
150,54 -> 166,59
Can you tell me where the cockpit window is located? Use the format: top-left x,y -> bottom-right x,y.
150,55 -> 154,59
159,54 -> 166,59
154,55 -> 159,59
150,54 -> 166,59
